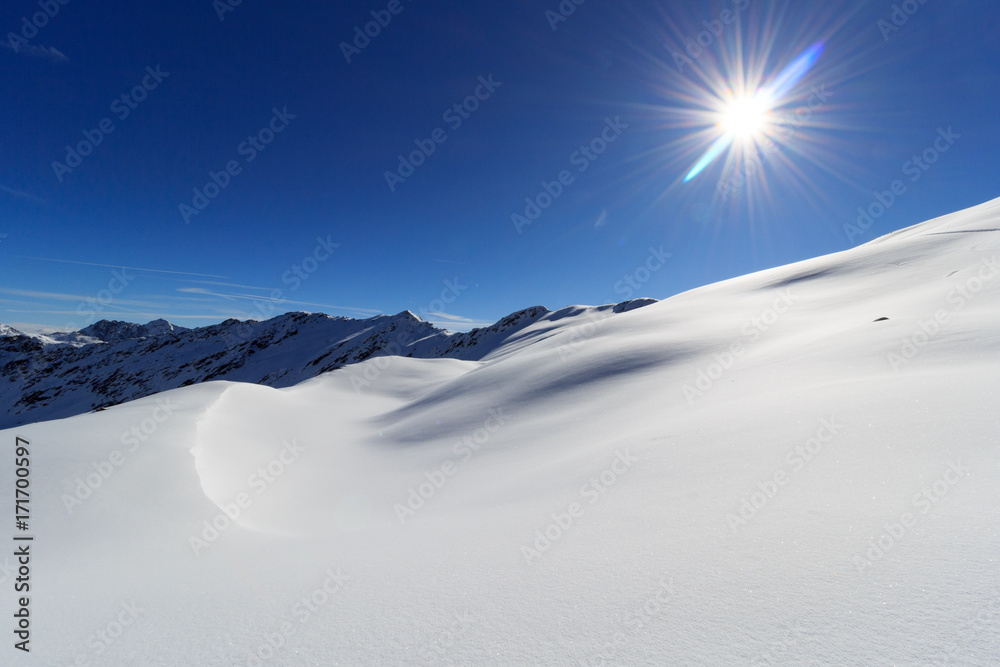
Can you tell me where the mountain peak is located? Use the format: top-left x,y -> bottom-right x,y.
78,318 -> 189,344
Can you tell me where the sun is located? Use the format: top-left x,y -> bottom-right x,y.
681,42 -> 825,183
720,94 -> 772,142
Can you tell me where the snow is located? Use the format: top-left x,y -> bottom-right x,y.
0,324 -> 101,348
4,197 -> 1000,665
0,308 -> 557,430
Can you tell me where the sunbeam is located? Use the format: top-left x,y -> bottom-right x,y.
683,42 -> 825,183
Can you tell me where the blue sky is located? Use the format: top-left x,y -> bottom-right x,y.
1,0 -> 998,333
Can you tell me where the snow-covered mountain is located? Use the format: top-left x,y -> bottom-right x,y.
0,302 -> 655,430
0,323 -> 102,348
77,317 -> 191,343
4,197 -> 1000,665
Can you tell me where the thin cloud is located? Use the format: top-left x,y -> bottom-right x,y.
0,288 -> 166,309
0,184 -> 45,204
176,287 -> 381,315
176,279 -> 281,292
15,256 -> 231,279
593,209 -> 609,229
1,41 -> 67,62
4,308 -> 134,317
4,322 -> 74,334
425,312 -> 477,323
425,319 -> 493,331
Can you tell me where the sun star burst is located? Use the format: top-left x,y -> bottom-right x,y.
683,42 -> 825,183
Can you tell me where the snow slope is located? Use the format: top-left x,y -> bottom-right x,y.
4,197 -> 1000,665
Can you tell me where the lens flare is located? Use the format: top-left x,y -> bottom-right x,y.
683,42 -> 825,183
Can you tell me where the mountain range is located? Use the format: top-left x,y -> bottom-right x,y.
0,300 -> 655,430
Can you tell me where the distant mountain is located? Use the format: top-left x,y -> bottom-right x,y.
78,318 -> 191,343
0,323 -> 102,348
0,301 -> 656,429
